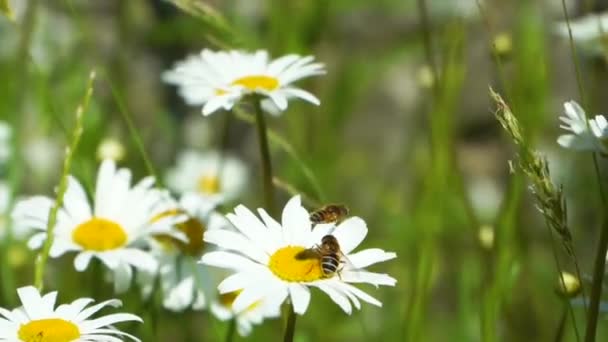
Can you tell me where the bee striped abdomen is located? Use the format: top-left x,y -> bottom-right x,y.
321,253 -> 340,277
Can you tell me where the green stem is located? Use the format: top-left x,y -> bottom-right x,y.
585,218 -> 608,342
105,73 -> 161,185
224,318 -> 236,342
34,71 -> 96,291
283,303 -> 297,342
554,302 -> 569,342
252,96 -> 276,215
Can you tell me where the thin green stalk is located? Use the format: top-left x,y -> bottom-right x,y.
34,70 -> 96,291
416,0 -> 438,96
233,108 -> 325,202
224,318 -> 236,342
555,302 -> 569,342
561,0 -> 587,108
475,0 -> 512,101
585,218 -> 608,342
252,96 -> 276,215
560,1 -> 608,340
283,303 -> 297,342
549,227 -> 582,341
104,73 -> 161,184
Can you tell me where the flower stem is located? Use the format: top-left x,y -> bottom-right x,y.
283,302 -> 297,342
252,96 -> 276,215
224,318 -> 236,342
34,70 -> 95,291
585,217 -> 608,342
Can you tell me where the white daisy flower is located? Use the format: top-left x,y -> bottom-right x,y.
0,285 -> 142,342
11,159 -> 186,293
200,196 -> 397,316
210,290 -> 280,336
557,100 -> 608,153
163,49 -> 325,116
137,193 -> 230,312
166,149 -> 248,203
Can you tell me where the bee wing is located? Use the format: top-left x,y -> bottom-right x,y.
295,248 -> 322,260
338,252 -> 358,270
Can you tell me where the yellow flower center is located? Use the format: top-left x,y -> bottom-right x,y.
231,75 -> 279,91
18,318 -> 80,342
268,246 -> 324,282
153,210 -> 206,256
72,218 -> 127,251
197,174 -> 221,194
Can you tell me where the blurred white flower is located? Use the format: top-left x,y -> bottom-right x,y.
201,196 -> 397,316
0,1 -> 75,71
557,101 -> 608,152
211,290 -> 279,336
11,160 -> 185,293
0,285 -> 142,341
24,136 -> 61,179
555,13 -> 608,56
163,49 -> 325,116
468,178 -> 502,222
429,0 -> 481,20
96,137 -> 126,162
138,193 -> 230,312
166,149 -> 248,204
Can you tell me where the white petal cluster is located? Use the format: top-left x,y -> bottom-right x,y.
166,149 -> 248,204
163,49 -> 325,116
0,286 -> 142,341
12,160 -> 185,293
201,196 -> 397,316
557,101 -> 608,153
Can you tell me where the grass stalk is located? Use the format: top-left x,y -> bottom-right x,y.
252,96 -> 276,215
104,73 -> 161,184
559,1 -> 608,340
34,70 -> 96,291
224,318 -> 236,342
283,302 -> 297,342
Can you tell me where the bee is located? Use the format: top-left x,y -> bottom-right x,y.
295,235 -> 345,278
309,204 -> 349,224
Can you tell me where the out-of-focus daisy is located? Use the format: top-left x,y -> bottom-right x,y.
166,149 -> 247,203
557,100 -> 608,153
96,137 -> 126,162
11,160 -> 185,293
137,193 -> 229,312
555,13 -> 608,56
211,290 -> 280,336
163,49 -> 325,116
0,285 -> 142,341
429,0 -> 481,20
24,136 -> 61,184
201,196 -> 397,315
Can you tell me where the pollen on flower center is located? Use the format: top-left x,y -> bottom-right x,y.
231,75 -> 279,91
268,246 -> 324,282
197,174 -> 221,194
72,218 -> 127,251
18,318 -> 80,342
